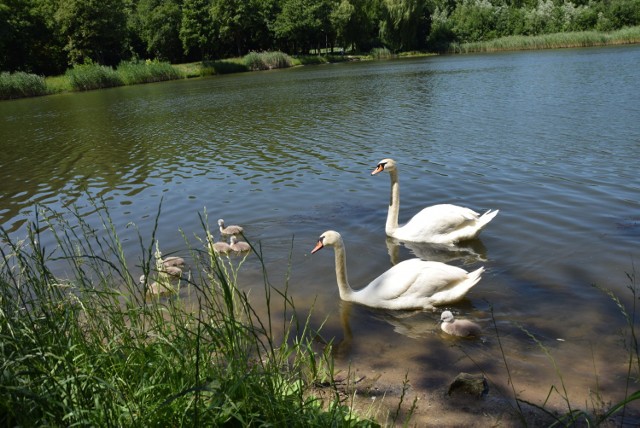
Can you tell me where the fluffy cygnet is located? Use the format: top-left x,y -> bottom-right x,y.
440,310 -> 481,337
163,265 -> 182,278
229,236 -> 251,253
210,240 -> 232,254
139,274 -> 174,297
162,256 -> 185,268
218,219 -> 244,236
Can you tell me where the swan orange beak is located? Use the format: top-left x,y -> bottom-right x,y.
371,164 -> 384,175
311,240 -> 324,254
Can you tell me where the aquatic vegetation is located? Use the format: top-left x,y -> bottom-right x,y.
117,60 -> 184,85
243,51 -> 293,71
451,26 -> 640,53
65,63 -> 124,91
0,202 -> 379,427
369,47 -> 392,59
0,71 -> 48,100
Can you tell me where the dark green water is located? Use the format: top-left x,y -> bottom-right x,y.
1,45 -> 639,414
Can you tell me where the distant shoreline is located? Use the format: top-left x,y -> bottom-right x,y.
2,26 -> 639,102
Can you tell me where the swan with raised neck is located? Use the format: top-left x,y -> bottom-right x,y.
371,158 -> 499,245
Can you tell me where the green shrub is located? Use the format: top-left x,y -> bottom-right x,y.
0,72 -> 48,100
65,64 -> 124,91
117,60 -> 184,85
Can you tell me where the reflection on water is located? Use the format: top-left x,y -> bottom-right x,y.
1,45 -> 640,418
386,236 -> 489,265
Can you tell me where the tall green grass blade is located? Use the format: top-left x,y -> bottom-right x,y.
0,199 -> 380,426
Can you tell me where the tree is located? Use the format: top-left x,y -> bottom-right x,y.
136,0 -> 183,62
211,0 -> 272,56
0,0 -> 66,74
380,0 -> 429,51
55,0 -> 129,66
331,0 -> 379,51
273,0 -> 335,54
180,0 -> 215,59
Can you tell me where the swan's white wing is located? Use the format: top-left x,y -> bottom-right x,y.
396,204 -> 482,243
355,259 -> 470,307
356,259 -> 424,302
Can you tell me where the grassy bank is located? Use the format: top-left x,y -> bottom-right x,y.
451,26 -> 640,53
0,52 -> 300,100
2,26 -> 639,100
0,203 -> 379,426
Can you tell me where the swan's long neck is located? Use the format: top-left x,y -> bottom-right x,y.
333,241 -> 355,301
386,169 -> 400,235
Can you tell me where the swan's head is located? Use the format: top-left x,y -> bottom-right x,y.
217,219 -> 225,226
311,230 -> 342,254
371,158 -> 397,175
230,236 -> 238,244
440,310 -> 455,323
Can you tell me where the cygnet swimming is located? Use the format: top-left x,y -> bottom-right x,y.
162,256 -> 185,268
229,236 -> 251,253
218,219 -> 244,236
440,310 -> 481,337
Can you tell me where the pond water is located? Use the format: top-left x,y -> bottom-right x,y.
1,45 -> 640,420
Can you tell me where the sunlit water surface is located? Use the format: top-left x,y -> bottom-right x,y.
1,45 -> 639,417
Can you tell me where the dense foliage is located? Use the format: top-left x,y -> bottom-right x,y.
1,0 -> 640,75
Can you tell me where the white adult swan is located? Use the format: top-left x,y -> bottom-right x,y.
371,158 -> 499,245
311,230 -> 484,310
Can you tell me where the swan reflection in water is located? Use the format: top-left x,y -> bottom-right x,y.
324,299 -> 488,361
328,301 -> 476,359
386,236 -> 488,266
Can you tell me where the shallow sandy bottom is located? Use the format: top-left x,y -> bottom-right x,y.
178,258 -> 640,427
320,354 -> 638,427
295,299 -> 640,427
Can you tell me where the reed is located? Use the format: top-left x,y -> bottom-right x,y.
116,60 -> 184,85
0,201 -> 378,427
65,64 -> 124,91
451,26 -> 640,53
243,51 -> 293,71
0,71 -> 49,100
369,47 -> 393,59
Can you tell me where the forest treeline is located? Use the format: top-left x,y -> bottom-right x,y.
2,0 -> 640,76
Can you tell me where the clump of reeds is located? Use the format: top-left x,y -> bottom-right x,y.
0,201 -> 377,426
451,25 -> 640,53
243,51 -> 292,71
65,64 -> 124,91
369,47 -> 393,59
0,71 -> 49,100
117,60 -> 184,85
